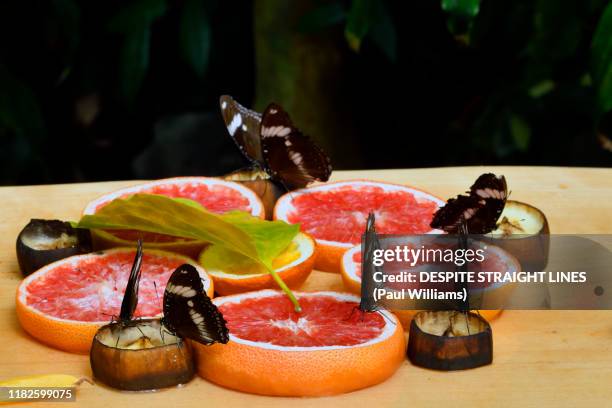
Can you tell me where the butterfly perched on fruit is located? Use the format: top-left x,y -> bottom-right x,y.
163,264 -> 229,345
359,212 -> 385,313
431,173 -> 508,234
220,95 -> 332,190
118,240 -> 143,322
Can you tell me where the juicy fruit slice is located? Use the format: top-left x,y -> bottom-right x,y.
16,248 -> 212,354
194,290 -> 405,396
82,177 -> 265,256
199,232 -> 315,295
274,180 -> 444,272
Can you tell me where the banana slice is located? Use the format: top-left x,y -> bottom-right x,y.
0,374 -> 84,388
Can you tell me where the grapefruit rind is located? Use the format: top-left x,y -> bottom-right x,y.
274,180 -> 445,273
16,248 -> 212,354
194,290 -> 406,396
82,177 -> 265,257
340,244 -> 363,295
200,232 -> 316,295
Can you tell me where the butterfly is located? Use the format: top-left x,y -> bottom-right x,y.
118,240 -> 143,322
163,264 -> 229,345
430,173 -> 508,234
359,212 -> 385,313
219,95 -> 332,190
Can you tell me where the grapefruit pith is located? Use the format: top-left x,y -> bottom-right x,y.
199,232 -> 316,295
83,177 -> 265,257
274,180 -> 444,273
16,248 -> 212,354
193,290 -> 405,397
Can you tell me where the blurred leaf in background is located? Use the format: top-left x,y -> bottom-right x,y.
591,1 -> 612,119
108,0 -> 166,107
180,0 -> 212,77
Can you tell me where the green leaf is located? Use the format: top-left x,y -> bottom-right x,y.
108,0 -> 167,33
591,1 -> 612,83
441,0 -> 481,18
530,0 -> 582,62
119,27 -> 151,107
108,0 -> 166,105
509,114 -> 531,152
220,211 -> 300,267
528,79 -> 556,98
345,0 -> 375,52
598,65 -> 612,115
298,2 -> 346,33
441,0 -> 481,37
200,246 -> 266,276
76,194 -> 302,310
368,2 -> 397,61
592,1 -> 612,116
180,0 -> 211,77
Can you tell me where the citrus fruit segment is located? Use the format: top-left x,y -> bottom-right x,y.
274,180 -> 444,272
16,248 -> 212,354
193,290 -> 405,397
199,232 -> 316,295
82,177 -> 265,257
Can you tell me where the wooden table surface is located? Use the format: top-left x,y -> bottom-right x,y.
1,166 -> 611,407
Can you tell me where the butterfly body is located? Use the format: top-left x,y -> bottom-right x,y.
220,95 -> 332,190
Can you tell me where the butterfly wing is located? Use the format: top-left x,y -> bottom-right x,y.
260,103 -> 332,190
467,173 -> 508,233
360,213 -> 384,312
119,240 -> 143,322
163,264 -> 229,345
219,95 -> 265,166
431,173 -> 507,234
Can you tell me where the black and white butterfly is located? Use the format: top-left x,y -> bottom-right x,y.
219,95 -> 332,190
163,264 -> 229,345
430,173 -> 508,234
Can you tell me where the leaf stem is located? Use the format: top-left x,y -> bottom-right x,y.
266,265 -> 302,312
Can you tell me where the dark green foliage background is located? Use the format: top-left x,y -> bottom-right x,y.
0,0 -> 610,185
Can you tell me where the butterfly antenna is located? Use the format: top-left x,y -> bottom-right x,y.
101,312 -> 119,323
135,324 -> 148,341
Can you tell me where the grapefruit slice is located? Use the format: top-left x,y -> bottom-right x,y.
194,290 -> 405,397
340,243 -> 512,322
83,177 -> 265,257
274,180 -> 444,272
16,248 -> 212,354
199,232 -> 316,295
